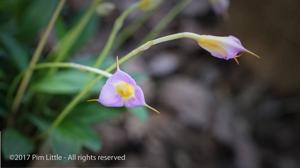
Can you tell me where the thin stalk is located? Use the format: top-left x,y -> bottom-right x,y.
12,0 -> 66,112
107,32 -> 200,71
36,3 -> 141,137
36,76 -> 101,140
35,63 -> 112,77
142,0 -> 191,43
48,0 -> 101,75
116,12 -> 152,48
39,32 -> 200,138
94,2 -> 139,67
7,72 -> 23,104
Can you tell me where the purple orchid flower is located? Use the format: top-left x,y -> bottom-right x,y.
197,35 -> 260,64
90,57 -> 159,113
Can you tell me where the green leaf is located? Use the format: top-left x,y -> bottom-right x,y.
19,0 -> 58,41
48,4 -> 98,64
129,107 -> 149,122
77,124 -> 102,152
70,15 -> 98,53
83,134 -> 102,152
69,103 -> 125,124
2,128 -> 34,159
54,16 -> 67,40
0,82 -> 7,91
28,113 -> 103,155
27,114 -> 50,132
0,34 -> 28,70
55,12 -> 98,47
0,0 -> 28,23
32,70 -> 105,94
0,69 -> 4,79
0,106 -> 6,117
50,132 -> 81,158
50,120 -> 102,156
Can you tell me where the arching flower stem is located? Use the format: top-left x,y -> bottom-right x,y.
43,32 -> 257,140
34,63 -> 112,78
106,32 -> 200,72
48,32 -> 201,137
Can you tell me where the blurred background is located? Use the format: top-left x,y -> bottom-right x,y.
1,0 -> 300,168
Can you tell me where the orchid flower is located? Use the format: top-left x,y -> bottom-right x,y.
197,35 -> 260,64
89,57 -> 159,113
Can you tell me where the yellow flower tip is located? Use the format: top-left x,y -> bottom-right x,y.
139,0 -> 162,11
145,104 -> 160,114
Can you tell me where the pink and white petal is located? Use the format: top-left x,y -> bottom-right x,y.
228,36 -> 242,45
108,69 -> 136,85
218,36 -> 246,59
99,83 -> 124,107
124,85 -> 145,108
198,35 -> 247,60
206,47 -> 228,59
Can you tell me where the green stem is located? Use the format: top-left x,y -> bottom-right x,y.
116,12 -> 152,48
7,72 -> 23,105
142,0 -> 191,43
39,32 -> 200,138
48,0 -> 101,75
94,2 -> 139,67
109,32 -> 200,71
12,0 -> 66,112
36,3 -> 141,138
37,76 -> 101,140
35,63 -> 112,77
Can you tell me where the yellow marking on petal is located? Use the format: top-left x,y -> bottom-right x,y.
114,81 -> 135,99
197,37 -> 227,57
145,104 -> 160,114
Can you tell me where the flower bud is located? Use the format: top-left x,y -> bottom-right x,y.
197,35 -> 259,62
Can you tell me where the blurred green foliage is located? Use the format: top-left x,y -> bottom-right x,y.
32,70 -> 105,94
2,128 -> 34,159
0,0 -> 151,160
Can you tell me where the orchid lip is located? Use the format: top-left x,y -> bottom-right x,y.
113,81 -> 135,100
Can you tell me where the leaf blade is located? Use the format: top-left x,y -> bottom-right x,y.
2,128 -> 35,159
